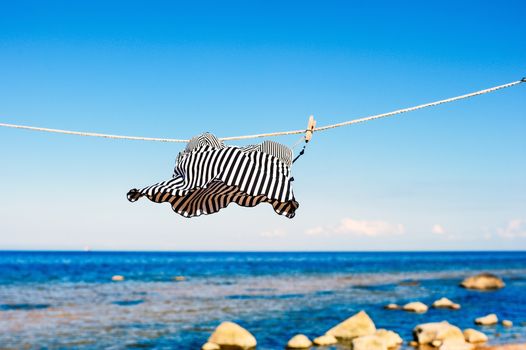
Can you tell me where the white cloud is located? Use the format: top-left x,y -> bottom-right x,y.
305,226 -> 325,236
306,218 -> 405,237
497,219 -> 526,238
432,224 -> 445,235
260,228 -> 287,238
335,218 -> 405,236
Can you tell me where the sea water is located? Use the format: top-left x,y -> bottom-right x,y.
0,251 -> 525,349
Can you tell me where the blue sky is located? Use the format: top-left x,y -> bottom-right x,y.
1,0 -> 525,250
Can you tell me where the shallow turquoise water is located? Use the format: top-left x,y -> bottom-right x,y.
0,251 -> 525,349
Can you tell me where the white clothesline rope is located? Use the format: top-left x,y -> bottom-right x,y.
1,78 -> 524,143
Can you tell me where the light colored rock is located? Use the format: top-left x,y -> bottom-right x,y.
111,275 -> 124,281
439,340 -> 474,350
374,329 -> 403,348
432,297 -> 459,309
352,335 -> 387,350
432,339 -> 443,347
463,328 -> 488,343
451,304 -> 461,310
460,273 -> 505,290
202,342 -> 220,350
502,320 -> 513,327
312,334 -> 337,346
325,310 -> 376,339
475,314 -> 498,325
208,321 -> 257,349
384,303 -> 400,310
286,334 -> 312,349
409,340 -> 418,347
413,321 -> 465,345
174,276 -> 186,281
403,301 -> 428,313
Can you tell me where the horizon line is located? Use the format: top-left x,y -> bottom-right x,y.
1,249 -> 525,253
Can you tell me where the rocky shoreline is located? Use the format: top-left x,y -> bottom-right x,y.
200,273 -> 524,350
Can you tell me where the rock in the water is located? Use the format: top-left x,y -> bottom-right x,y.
432,339 -> 443,347
432,297 -> 460,309
413,321 -> 465,345
202,342 -> 220,350
326,310 -> 376,339
403,301 -> 428,313
384,303 -> 400,310
475,314 -> 498,325
439,341 -> 474,350
374,329 -> 403,348
208,321 -> 257,349
463,329 -> 488,343
352,335 -> 387,350
399,280 -> 420,286
286,334 -> 312,349
460,273 -> 505,290
502,320 -> 513,327
173,276 -> 186,281
312,334 -> 337,346
111,275 -> 125,281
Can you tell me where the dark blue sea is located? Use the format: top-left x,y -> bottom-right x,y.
0,251 -> 525,349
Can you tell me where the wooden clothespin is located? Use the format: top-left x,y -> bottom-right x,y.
305,115 -> 316,143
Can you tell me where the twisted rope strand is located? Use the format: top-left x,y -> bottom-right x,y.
1,79 -> 523,143
314,79 -> 523,132
0,123 -> 190,143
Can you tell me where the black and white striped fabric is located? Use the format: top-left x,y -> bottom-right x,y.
127,133 -> 299,218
